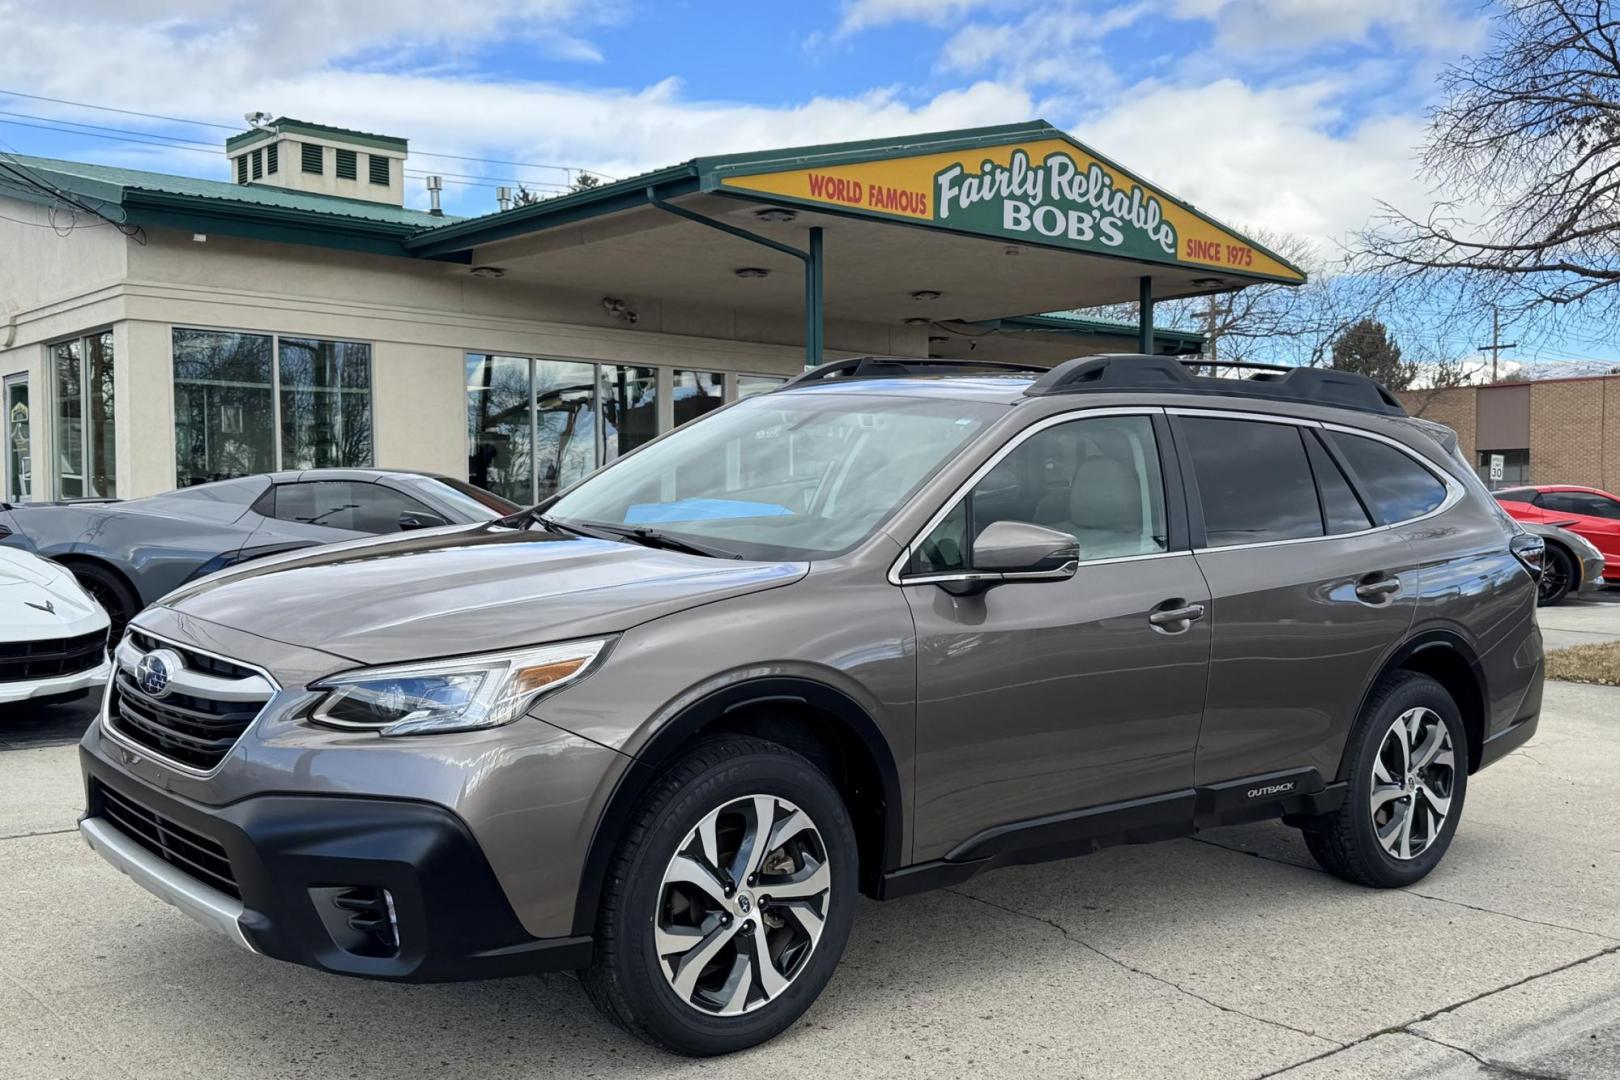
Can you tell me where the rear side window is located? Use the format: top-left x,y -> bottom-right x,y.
1539,491 -> 1620,520
1181,417 -> 1322,547
1326,431 -> 1448,524
1304,431 -> 1373,534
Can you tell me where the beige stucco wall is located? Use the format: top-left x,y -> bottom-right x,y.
4,201 -> 931,498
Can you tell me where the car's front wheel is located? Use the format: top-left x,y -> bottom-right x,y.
582,735 -> 857,1055
1299,672 -> 1468,888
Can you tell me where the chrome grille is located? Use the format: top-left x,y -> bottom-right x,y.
105,633 -> 275,773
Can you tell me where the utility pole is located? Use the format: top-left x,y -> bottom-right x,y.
1477,308 -> 1517,382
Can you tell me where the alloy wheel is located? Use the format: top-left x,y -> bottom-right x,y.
655,794 -> 831,1016
1538,549 -> 1571,603
1370,706 -> 1456,860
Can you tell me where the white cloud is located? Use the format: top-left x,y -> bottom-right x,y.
1171,0 -> 1485,54
836,0 -> 1012,34
1079,75 -> 1430,251
939,3 -> 1149,90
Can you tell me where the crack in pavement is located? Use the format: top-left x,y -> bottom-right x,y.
944,886 -> 1344,1050
0,965 -> 138,1080
1250,943 -> 1620,1079
1189,836 -> 1620,944
1409,1030 -> 1570,1080
0,826 -> 78,842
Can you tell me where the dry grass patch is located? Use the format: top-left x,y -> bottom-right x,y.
1545,641 -> 1620,687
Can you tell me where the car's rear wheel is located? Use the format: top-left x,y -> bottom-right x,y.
582,735 -> 857,1055
1537,544 -> 1575,606
1299,672 -> 1468,888
68,562 -> 138,641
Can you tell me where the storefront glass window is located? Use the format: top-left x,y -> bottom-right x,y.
466,354 -> 532,504
673,370 -> 725,427
5,376 -> 29,502
599,365 -> 658,464
51,331 -> 116,499
279,338 -> 373,469
173,329 -> 275,487
534,360 -> 599,501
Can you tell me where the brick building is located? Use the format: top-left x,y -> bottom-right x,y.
1398,374 -> 1620,491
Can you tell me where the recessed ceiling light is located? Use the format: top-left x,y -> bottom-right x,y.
904,317 -> 932,326
1003,246 -> 1022,256
910,289 -> 942,301
469,266 -> 506,279
735,267 -> 770,279
928,336 -> 948,345
1191,277 -> 1225,287
755,208 -> 798,223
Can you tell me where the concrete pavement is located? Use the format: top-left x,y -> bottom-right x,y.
1539,588 -> 1620,651
1,683 -> 1617,1080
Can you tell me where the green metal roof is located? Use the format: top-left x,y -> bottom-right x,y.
0,153 -> 459,258
226,118 -> 408,155
992,312 -> 1204,350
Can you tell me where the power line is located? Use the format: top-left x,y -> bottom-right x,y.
0,87 -> 611,178
0,117 -> 571,192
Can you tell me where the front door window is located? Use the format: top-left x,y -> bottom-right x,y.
51,331 -> 116,499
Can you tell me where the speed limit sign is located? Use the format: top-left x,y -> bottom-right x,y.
1488,453 -> 1504,482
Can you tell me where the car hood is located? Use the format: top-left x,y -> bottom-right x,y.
0,548 -> 106,640
158,523 -> 808,666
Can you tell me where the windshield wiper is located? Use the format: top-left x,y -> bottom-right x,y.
586,522 -> 743,560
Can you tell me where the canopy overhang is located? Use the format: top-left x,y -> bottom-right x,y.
408,121 -> 1307,367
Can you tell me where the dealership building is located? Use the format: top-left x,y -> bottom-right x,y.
2,118 -> 1302,505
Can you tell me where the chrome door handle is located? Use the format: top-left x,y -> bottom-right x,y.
1355,575 -> 1402,603
1148,602 -> 1205,629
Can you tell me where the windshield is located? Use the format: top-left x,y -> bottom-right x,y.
547,391 -> 1004,560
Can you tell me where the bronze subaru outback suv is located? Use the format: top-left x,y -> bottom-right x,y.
79,355 -> 1545,1055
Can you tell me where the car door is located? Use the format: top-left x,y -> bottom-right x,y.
904,409 -> 1211,863
1176,412 -> 1428,788
1536,490 -> 1620,578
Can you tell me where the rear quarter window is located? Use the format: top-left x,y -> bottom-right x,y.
1326,431 -> 1448,524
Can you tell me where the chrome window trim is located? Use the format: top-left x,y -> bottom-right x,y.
1166,407 -> 1467,555
887,406 -> 1166,586
99,628 -> 281,780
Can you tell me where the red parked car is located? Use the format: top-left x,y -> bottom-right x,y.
1493,484 -> 1620,592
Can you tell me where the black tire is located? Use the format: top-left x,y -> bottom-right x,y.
1300,672 -> 1468,888
581,735 -> 858,1055
68,562 -> 138,640
1537,544 -> 1575,606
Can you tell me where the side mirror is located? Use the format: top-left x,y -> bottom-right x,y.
927,520 -> 1078,596
972,520 -> 1079,575
399,510 -> 450,531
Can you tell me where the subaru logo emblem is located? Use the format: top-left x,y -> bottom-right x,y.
135,649 -> 182,698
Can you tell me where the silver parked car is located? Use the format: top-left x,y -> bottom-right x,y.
0,469 -> 517,636
77,356 -> 1544,1055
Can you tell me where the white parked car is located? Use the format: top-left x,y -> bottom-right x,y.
1,547 -> 111,706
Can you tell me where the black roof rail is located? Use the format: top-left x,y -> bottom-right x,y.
1024,354 -> 1407,416
779,356 -> 1045,389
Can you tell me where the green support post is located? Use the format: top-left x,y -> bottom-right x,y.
806,227 -> 824,369
1138,276 -> 1154,354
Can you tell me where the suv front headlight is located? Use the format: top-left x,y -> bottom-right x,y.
309,638 -> 611,736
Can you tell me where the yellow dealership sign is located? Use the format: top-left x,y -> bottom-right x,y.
716,134 -> 1304,284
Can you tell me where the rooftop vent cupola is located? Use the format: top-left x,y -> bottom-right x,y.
226,116 -> 407,207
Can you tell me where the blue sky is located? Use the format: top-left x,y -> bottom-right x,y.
1,0 -> 1609,368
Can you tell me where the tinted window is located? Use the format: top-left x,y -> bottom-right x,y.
1304,431 -> 1372,534
1539,491 -> 1620,520
916,414 -> 1167,572
1327,431 -> 1447,523
270,481 -> 435,534
1182,417 -> 1321,547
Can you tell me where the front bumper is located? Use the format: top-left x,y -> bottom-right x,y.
0,655 -> 110,704
80,749 -> 592,981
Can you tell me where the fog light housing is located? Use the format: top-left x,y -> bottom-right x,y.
311,885 -> 400,957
